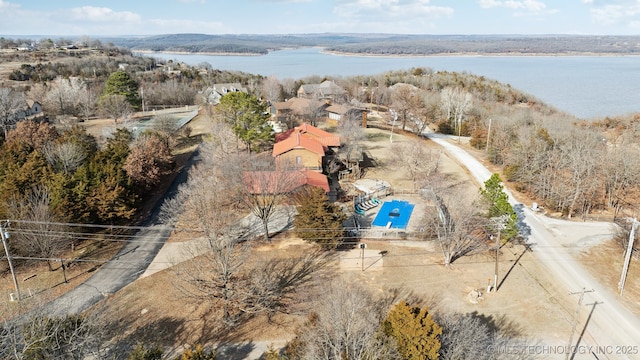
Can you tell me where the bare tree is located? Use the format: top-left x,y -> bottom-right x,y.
440,87 -> 472,138
337,111 -> 365,167
261,76 -> 283,103
162,141 -> 327,326
6,186 -> 69,271
142,79 -> 197,106
43,142 -> 87,174
556,131 -> 604,217
161,137 -> 248,325
422,190 -> 487,266
299,98 -> 326,126
0,301 -> 106,359
438,312 -> 539,360
601,145 -> 640,216
46,77 -> 86,117
98,94 -> 133,126
392,139 -> 441,185
76,86 -> 98,121
281,78 -> 298,99
296,278 -> 400,360
407,92 -> 439,134
240,156 -> 298,240
0,87 -> 25,138
391,83 -> 424,131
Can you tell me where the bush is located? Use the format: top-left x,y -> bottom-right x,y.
127,343 -> 163,360
176,344 -> 216,360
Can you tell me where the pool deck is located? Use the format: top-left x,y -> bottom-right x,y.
355,194 -> 429,232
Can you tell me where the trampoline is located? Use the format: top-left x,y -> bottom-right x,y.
372,200 -> 415,229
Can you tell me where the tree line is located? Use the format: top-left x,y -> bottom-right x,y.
9,34 -> 640,56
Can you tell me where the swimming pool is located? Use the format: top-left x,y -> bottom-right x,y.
372,200 -> 415,230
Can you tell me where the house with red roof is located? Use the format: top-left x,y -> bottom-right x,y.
243,169 -> 330,195
272,130 -> 325,171
275,123 -> 341,149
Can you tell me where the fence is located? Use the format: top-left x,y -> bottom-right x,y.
144,104 -> 195,112
347,226 -> 430,241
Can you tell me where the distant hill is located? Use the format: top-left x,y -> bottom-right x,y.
103,33 -> 379,54
102,33 -> 640,55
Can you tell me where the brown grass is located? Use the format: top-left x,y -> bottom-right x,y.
101,237 -> 314,352
578,240 -> 640,315
0,240 -> 122,321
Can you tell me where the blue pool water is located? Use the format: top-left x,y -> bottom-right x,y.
372,200 -> 415,229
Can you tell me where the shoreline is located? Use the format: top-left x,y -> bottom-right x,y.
320,49 -> 640,58
134,49 -> 264,57
135,47 -> 640,58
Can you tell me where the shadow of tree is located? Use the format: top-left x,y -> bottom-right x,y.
513,204 -> 532,241
105,316 -> 188,358
466,310 -> 525,338
215,342 -> 257,360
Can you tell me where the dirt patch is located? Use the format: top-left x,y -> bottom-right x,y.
0,240 -> 122,321
578,239 -> 640,316
102,238 -> 313,357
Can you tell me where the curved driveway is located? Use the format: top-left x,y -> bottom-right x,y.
41,148 -> 199,317
428,133 -> 640,358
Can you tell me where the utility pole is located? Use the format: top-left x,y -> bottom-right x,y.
389,110 -> 397,143
486,117 -> 492,153
360,243 -> 367,271
140,87 -> 145,113
619,218 -> 637,296
489,215 -> 507,292
1,222 -> 20,301
494,228 -> 500,292
566,288 -> 594,360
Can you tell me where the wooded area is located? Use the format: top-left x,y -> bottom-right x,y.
6,33 -> 640,56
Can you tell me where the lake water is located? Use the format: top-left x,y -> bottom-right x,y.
142,47 -> 640,119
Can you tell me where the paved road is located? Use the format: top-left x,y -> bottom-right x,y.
44,225 -> 172,316
427,133 -> 640,359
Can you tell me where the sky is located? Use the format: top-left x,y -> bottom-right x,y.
1,0 -> 640,37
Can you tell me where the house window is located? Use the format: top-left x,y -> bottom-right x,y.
296,156 -> 302,165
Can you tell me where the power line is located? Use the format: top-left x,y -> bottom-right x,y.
1,221 -> 20,301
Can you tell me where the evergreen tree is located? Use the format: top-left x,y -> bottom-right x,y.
216,91 -> 273,153
127,343 -> 163,360
382,300 -> 442,360
101,70 -> 140,110
293,186 -> 346,249
480,173 -> 518,241
176,344 -> 216,360
85,128 -> 138,223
